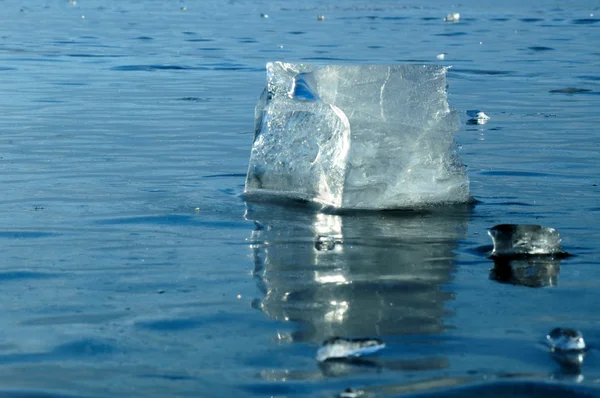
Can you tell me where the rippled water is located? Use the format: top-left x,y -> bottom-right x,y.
1,0 -> 600,397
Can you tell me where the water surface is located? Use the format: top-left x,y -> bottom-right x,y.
0,0 -> 599,397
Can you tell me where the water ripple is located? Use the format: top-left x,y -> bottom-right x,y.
572,18 -> 600,24
110,65 -> 197,71
450,68 -> 514,76
0,231 -> 59,239
528,46 -> 555,51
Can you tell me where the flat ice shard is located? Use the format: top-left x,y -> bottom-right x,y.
245,62 -> 470,210
316,337 -> 385,362
488,224 -> 566,256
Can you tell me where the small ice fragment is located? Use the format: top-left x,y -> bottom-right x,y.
488,224 -> 564,257
466,109 -> 488,118
316,337 -> 385,362
436,53 -> 446,60
315,235 -> 336,251
340,387 -> 360,398
466,110 -> 490,124
260,13 -> 269,19
444,13 -> 460,22
547,328 -> 585,352
317,15 -> 325,21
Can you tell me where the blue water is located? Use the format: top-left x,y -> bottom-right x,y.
1,0 -> 600,397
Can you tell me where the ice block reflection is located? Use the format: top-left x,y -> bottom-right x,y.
489,257 -> 561,288
246,203 -> 471,343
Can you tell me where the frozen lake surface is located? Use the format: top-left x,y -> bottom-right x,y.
0,0 -> 599,396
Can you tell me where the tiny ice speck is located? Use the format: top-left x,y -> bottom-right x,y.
445,13 -> 460,22
316,337 -> 385,362
547,328 -> 585,352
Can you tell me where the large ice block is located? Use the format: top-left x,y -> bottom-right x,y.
245,62 -> 470,209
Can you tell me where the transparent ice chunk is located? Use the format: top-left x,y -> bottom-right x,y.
547,328 -> 586,352
488,224 -> 565,256
245,62 -> 470,210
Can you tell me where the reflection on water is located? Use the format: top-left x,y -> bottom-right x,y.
245,202 -> 471,346
489,257 -> 561,288
551,350 -> 585,376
